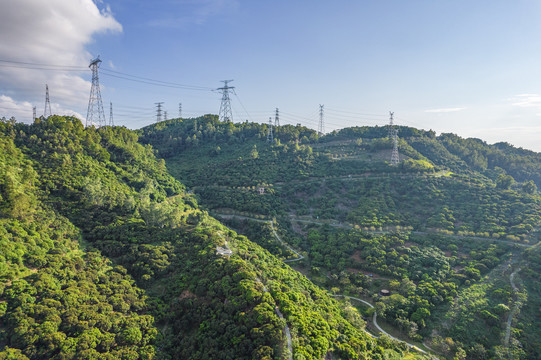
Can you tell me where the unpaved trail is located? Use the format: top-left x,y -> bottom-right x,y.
216,213 -> 437,357
256,278 -> 293,359
275,306 -> 293,360
270,220 -> 304,262
333,295 -> 427,354
504,267 -> 521,346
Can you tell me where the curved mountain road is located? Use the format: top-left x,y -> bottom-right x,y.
216,212 -> 533,249
267,225 -> 429,355
217,213 -> 436,357
270,220 -> 304,262
333,295 -> 427,354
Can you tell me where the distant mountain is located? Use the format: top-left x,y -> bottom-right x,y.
0,116 -> 427,360
140,115 -> 541,359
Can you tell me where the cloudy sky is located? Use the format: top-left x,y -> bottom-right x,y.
2,0 -> 541,151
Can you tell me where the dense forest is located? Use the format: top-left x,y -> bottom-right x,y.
0,116 -> 429,359
140,115 -> 541,359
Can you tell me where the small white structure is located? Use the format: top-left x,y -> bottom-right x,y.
216,241 -> 233,256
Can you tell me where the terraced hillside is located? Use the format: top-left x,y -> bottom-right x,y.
140,115 -> 541,359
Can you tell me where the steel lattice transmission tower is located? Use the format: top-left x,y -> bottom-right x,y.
218,80 -> 234,122
109,102 -> 114,126
44,84 -> 52,118
274,108 -> 280,127
86,57 -> 106,127
32,106 -> 36,121
179,102 -> 182,118
318,104 -> 325,136
155,102 -> 164,123
267,117 -> 274,143
389,111 -> 400,165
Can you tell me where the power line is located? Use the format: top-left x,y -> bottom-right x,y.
280,114 -> 339,129
232,92 -> 253,123
325,110 -> 387,123
112,107 -> 155,115
0,59 -> 86,70
1,59 -> 410,134
100,69 -> 213,91
325,107 -> 387,117
394,116 -> 426,129
0,64 -> 86,72
280,110 -> 318,123
0,58 -> 215,92
0,105 -> 29,111
113,103 -> 156,111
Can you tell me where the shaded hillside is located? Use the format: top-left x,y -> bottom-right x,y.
0,116 -> 427,360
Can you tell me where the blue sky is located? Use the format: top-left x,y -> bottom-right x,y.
2,0 -> 541,151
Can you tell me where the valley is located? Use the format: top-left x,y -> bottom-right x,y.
1,114 -> 540,359
0,116 -> 431,359
139,115 -> 541,359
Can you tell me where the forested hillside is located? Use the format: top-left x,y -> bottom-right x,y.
140,115 -> 541,359
0,116 -> 428,360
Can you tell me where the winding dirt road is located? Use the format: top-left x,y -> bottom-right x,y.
270,220 -> 304,262
333,295 -> 427,354
504,267 -> 521,346
217,213 -> 434,357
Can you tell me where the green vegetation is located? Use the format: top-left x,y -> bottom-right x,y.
0,116 -> 428,359
0,121 -> 156,359
141,115 -> 541,359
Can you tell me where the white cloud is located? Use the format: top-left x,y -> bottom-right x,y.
424,107 -> 465,113
0,95 -> 33,121
0,0 -> 121,122
0,94 -> 84,122
192,0 -> 239,24
511,94 -> 541,108
148,0 -> 239,28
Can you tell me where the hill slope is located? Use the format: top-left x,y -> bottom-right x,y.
140,115 -> 541,359
0,116 -> 427,360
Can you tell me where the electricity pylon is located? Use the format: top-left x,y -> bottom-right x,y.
44,84 -> 52,118
318,104 -> 324,136
86,56 -> 106,127
389,111 -> 399,165
218,80 -> 234,122
267,117 -> 274,143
